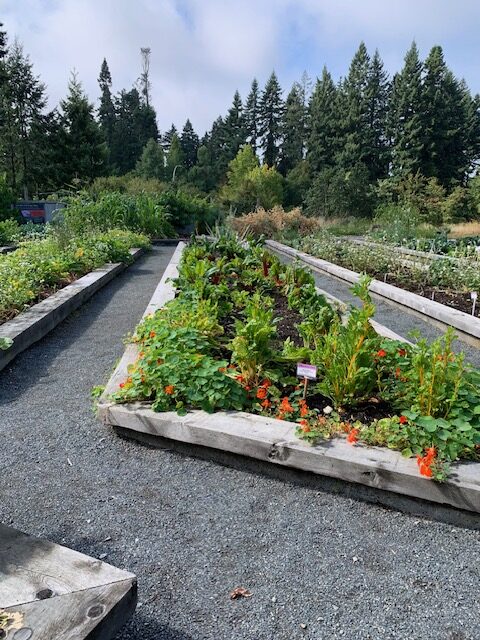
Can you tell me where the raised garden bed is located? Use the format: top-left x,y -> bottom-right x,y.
0,247 -> 145,372
285,235 -> 480,324
0,523 -> 136,639
268,239 -> 480,345
98,237 -> 480,512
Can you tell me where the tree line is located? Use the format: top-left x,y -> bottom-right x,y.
1,22 -> 479,220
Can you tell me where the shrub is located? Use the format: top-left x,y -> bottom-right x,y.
0,220 -> 20,245
62,192 -> 175,238
229,206 -> 319,239
0,174 -> 14,222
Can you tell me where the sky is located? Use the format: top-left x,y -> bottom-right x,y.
2,0 -> 480,136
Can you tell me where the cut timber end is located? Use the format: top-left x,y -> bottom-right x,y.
0,524 -> 136,639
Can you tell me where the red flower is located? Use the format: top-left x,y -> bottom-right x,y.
376,349 -> 387,358
299,419 -> 310,433
261,379 -> 272,388
261,399 -> 271,409
119,382 -> 125,388
164,385 -> 175,395
299,399 -> 309,417
416,447 -> 436,478
346,428 -> 359,444
256,387 -> 268,400
398,348 -> 407,357
149,331 -> 156,339
279,397 -> 294,413
399,415 -> 408,424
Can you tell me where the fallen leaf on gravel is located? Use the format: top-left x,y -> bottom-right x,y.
229,587 -> 253,600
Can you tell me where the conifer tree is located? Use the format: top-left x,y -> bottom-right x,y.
279,82 -> 305,175
2,40 -> 49,197
422,45 -> 470,186
389,42 -> 425,179
98,59 -> 115,157
180,119 -> 199,169
162,124 -> 178,153
136,138 -> 165,180
306,67 -> 338,173
259,72 -> 284,166
244,79 -> 260,154
336,42 -> 371,172
365,49 -> 391,181
60,72 -> 107,183
223,90 -> 245,161
166,133 -> 185,180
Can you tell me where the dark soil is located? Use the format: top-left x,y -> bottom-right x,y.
307,392 -> 393,423
271,290 -> 303,345
378,273 -> 479,318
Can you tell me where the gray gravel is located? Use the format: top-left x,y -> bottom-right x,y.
1,245 -> 480,640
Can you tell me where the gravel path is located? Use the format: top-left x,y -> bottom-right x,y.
275,251 -> 480,367
1,245 -> 479,640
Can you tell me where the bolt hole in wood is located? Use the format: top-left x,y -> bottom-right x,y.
35,588 -> 53,600
13,629 -> 33,640
87,604 -> 105,619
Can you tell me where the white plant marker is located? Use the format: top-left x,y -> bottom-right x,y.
471,291 -> 477,316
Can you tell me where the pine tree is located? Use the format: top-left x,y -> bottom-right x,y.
365,49 -> 391,181
422,46 -> 469,187
110,88 -> 157,174
336,42 -> 371,172
60,72 -> 107,183
98,59 -> 115,159
162,124 -> 177,153
259,72 -> 284,166
2,40 -> 49,197
180,119 -> 199,169
389,42 -> 425,179
136,138 -> 165,180
462,89 -> 480,179
223,90 -> 245,161
306,67 -> 338,173
188,144 -> 216,192
244,79 -> 260,153
279,82 -> 306,175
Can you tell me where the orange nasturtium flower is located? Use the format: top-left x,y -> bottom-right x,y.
376,349 -> 387,358
149,331 -> 156,339
399,415 -> 408,424
256,387 -> 268,400
279,397 -> 294,413
416,447 -> 436,478
164,385 -> 175,395
261,399 -> 271,409
346,428 -> 359,444
299,419 -> 310,433
299,399 -> 309,417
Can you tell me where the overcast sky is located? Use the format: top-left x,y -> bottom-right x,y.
2,0 -> 480,135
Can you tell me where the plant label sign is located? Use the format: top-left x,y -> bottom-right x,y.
297,363 -> 317,380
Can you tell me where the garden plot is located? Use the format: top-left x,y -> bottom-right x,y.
98,237 -> 480,513
288,234 -> 480,323
268,239 -> 480,345
0,241 -> 147,371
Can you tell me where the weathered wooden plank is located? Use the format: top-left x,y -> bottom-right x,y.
0,524 -> 135,608
2,579 -> 136,640
101,403 -> 480,513
0,248 -> 145,372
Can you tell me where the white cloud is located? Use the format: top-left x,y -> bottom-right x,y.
2,0 -> 480,135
